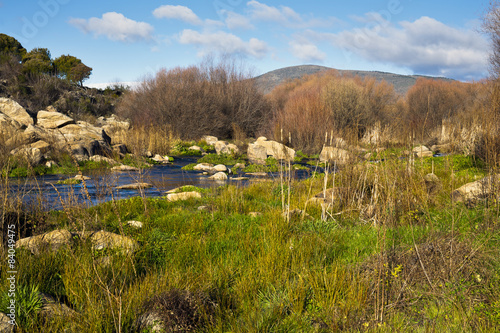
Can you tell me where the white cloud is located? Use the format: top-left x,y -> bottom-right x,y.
178,29 -> 268,58
223,11 -> 254,30
69,12 -> 153,42
290,40 -> 326,62
246,0 -> 334,28
318,15 -> 489,80
153,5 -> 202,25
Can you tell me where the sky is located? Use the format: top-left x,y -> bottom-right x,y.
0,0 -> 492,87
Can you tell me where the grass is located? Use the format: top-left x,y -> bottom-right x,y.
2,145 -> 500,332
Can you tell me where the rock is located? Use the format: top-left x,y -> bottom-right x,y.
0,113 -> 22,138
249,212 -> 262,218
201,135 -> 218,146
90,230 -> 138,253
231,177 -> 250,181
16,124 -> 50,145
112,165 -> 140,172
213,164 -> 227,172
29,140 -> 50,154
166,191 -> 202,202
45,160 -> 57,168
246,172 -> 268,177
431,143 -> 453,154
233,163 -> 245,169
74,174 -> 91,181
215,141 -> 239,155
255,138 -> 295,161
112,143 -> 129,155
97,115 -> 130,144
0,312 -> 14,333
116,182 -> 153,190
16,229 -> 73,255
134,312 -> 165,333
208,172 -> 228,181
10,147 -> 44,166
247,143 -> 267,165
152,154 -> 170,164
57,121 -> 109,144
127,220 -> 143,228
193,163 -> 215,172
451,175 -> 500,206
319,147 -> 352,165
197,205 -> 210,212
413,145 -> 433,158
424,173 -> 442,195
90,155 -> 119,165
188,145 -> 204,152
39,293 -> 77,322
0,97 -> 33,127
37,109 -> 74,129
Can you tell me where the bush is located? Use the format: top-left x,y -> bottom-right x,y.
116,56 -> 271,140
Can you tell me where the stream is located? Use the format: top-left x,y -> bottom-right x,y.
4,157 -> 317,210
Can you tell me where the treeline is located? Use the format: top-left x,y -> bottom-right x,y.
117,59 -> 496,161
0,34 -> 119,118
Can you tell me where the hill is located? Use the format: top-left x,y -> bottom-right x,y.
254,65 -> 454,95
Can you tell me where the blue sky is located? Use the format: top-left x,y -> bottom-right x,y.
0,0 -> 491,86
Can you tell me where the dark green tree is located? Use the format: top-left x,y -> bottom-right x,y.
0,34 -> 26,60
22,47 -> 52,75
53,54 -> 92,85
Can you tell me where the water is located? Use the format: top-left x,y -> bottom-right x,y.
4,157 -> 318,210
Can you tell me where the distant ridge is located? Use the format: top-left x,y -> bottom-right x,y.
254,65 -> 454,95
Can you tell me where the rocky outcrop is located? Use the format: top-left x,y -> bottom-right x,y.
413,145 -> 434,158
10,146 -> 44,166
201,135 -> 218,146
424,173 -> 442,195
37,109 -> 74,129
16,229 -> 73,255
0,97 -> 33,127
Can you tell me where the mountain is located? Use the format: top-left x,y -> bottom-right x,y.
254,65 -> 454,95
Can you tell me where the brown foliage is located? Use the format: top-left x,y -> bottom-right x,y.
116,57 -> 271,140
267,71 -> 397,153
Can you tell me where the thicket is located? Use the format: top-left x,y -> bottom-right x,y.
0,33 -> 118,119
116,57 -> 271,140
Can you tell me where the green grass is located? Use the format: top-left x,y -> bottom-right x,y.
3,150 -> 500,332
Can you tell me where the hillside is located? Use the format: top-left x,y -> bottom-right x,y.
254,65 -> 454,95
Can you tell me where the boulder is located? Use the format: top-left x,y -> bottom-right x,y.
97,115 -> 130,143
256,138 -> 295,161
112,143 -> 129,155
166,191 -> 202,202
215,141 -> 239,155
193,163 -> 215,172
39,293 -> 77,322
89,155 -> 119,165
16,229 -> 73,255
116,182 -> 153,190
413,145 -> 434,158
152,154 -> 170,164
319,147 -> 352,165
90,230 -> 138,253
213,164 -> 227,172
451,175 -> 500,206
0,312 -> 14,333
188,145 -> 204,152
29,140 -> 50,154
0,97 -> 33,127
37,110 -> 74,129
233,163 -> 245,169
127,220 -> 143,228
247,143 -> 267,165
201,135 -> 218,146
10,147 -> 44,166
0,113 -> 22,137
112,165 -> 140,172
208,172 -> 228,181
